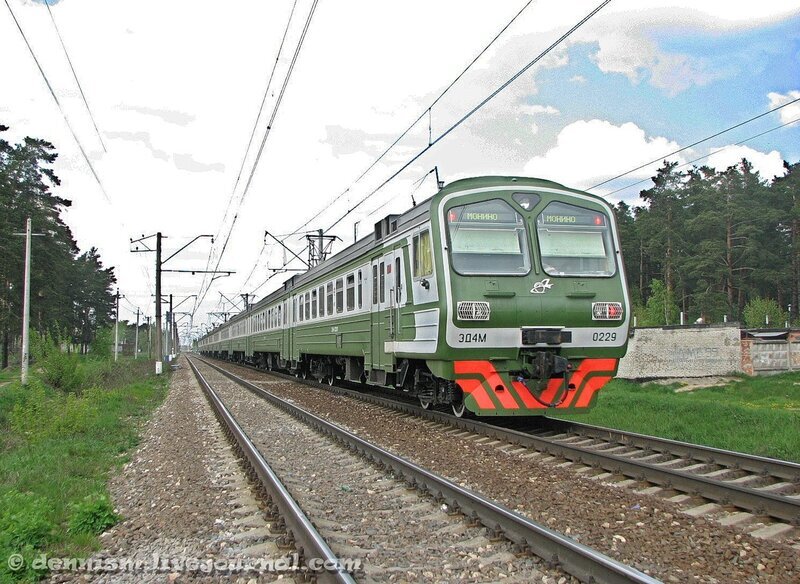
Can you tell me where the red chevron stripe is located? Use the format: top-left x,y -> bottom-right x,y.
454,361 -> 519,410
456,378 -> 495,410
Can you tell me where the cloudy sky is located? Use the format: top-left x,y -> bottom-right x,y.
2,0 -> 799,338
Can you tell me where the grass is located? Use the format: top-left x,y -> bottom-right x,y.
551,372 -> 800,462
0,357 -> 168,583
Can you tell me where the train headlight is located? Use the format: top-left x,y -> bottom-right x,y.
592,302 -> 623,320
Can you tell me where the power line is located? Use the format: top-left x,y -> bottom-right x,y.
4,0 -> 112,204
206,0 -> 302,288
194,0 -> 321,316
324,0 -> 612,233
603,116 -> 800,198
285,0 -> 537,238
194,0 -> 301,316
243,1 -> 609,302
44,0 -> 106,152
587,95 -> 800,192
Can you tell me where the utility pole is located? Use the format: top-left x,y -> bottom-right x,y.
134,308 -> 140,360
168,293 -> 173,359
20,218 -> 32,385
146,315 -> 152,359
114,289 -> 120,362
130,232 -> 230,371
155,232 -> 162,371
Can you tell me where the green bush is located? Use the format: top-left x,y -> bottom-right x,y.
0,490 -> 54,582
30,331 -> 84,394
67,493 -> 120,535
743,297 -> 788,328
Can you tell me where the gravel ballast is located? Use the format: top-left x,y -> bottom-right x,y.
208,359 -> 799,583
195,360 -> 570,583
53,358 -> 293,583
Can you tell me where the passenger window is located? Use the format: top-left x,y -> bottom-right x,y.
414,230 -> 433,277
395,257 -> 401,303
311,289 -> 318,319
372,265 -> 378,304
336,279 -> 344,313
357,270 -> 363,309
346,274 -> 355,311
319,286 -> 325,317
379,262 -> 385,303
304,293 -> 310,321
326,283 -> 333,316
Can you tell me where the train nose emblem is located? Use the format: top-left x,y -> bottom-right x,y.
530,278 -> 553,294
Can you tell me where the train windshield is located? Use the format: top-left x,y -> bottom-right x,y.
446,199 -> 530,275
536,201 -> 616,277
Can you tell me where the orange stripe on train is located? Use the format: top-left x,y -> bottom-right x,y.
455,378 -> 495,409
454,361 -> 519,409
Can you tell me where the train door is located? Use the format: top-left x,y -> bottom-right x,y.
369,257 -> 387,377
286,296 -> 295,366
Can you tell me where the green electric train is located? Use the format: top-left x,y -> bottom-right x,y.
198,176 -> 631,416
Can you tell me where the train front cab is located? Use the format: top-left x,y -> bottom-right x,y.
434,179 -> 630,416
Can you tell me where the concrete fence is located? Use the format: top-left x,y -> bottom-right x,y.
618,325 -> 800,379
617,324 -> 742,379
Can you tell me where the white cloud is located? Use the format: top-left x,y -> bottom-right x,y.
767,90 -> 800,124
569,75 -> 587,84
706,145 -> 786,180
585,24 -> 721,96
518,104 -> 560,116
523,119 -> 684,189
530,123 -> 539,135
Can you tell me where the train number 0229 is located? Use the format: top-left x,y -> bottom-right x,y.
592,332 -> 617,342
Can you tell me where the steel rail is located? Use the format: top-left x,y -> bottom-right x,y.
186,358 -> 356,584
533,417 -> 800,482
197,356 -> 800,525
191,356 -> 660,584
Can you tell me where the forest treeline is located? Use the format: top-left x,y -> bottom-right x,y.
0,125 -> 116,366
614,158 -> 800,327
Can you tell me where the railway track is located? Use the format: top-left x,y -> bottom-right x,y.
199,355 -> 800,541
187,358 -> 355,584
188,355 -> 659,584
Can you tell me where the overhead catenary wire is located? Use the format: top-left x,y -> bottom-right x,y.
195,0 -> 301,317
323,0 -> 612,233
603,116 -> 800,198
586,94 -> 800,192
4,0 -> 112,204
241,1 -> 610,303
44,0 -> 106,152
285,0 -> 538,239
193,0 -> 321,317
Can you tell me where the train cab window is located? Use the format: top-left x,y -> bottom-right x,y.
395,257 -> 401,303
357,270 -> 363,309
536,201 -> 616,277
372,266 -> 378,304
311,289 -> 318,319
413,230 -> 433,277
379,262 -> 386,303
446,199 -> 530,275
336,278 -> 344,313
346,274 -> 355,311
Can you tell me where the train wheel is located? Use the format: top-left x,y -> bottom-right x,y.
452,401 -> 466,417
419,396 -> 432,410
327,375 -> 335,387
